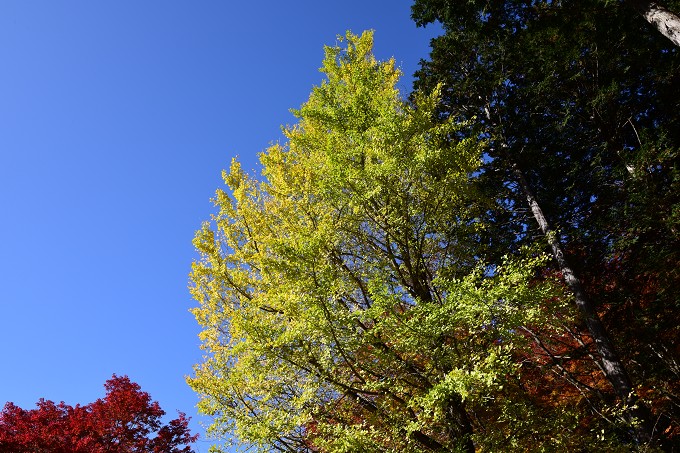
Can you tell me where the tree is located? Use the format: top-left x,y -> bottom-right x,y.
0,375 -> 197,453
626,0 -> 680,47
187,31 -> 622,452
412,0 -> 679,447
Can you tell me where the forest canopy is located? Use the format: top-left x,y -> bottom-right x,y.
189,1 -> 680,450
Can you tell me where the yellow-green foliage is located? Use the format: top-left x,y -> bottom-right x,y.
188,31 -> 565,452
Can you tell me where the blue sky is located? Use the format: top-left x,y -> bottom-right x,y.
0,2 -> 440,450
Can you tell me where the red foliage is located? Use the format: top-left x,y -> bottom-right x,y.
0,375 -> 197,453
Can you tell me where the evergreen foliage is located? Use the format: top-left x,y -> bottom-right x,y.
412,0 -> 680,448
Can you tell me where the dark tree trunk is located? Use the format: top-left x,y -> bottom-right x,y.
511,163 -> 660,447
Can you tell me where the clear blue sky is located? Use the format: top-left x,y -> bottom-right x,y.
0,2 -> 440,451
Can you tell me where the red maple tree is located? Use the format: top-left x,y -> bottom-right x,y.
0,375 -> 197,453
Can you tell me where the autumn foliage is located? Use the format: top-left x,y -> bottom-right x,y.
188,22 -> 679,450
0,375 -> 197,453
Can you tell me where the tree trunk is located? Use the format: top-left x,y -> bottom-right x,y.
510,163 -> 659,446
627,0 -> 680,47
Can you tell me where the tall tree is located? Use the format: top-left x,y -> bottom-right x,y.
626,0 -> 680,47
188,31 -> 590,452
412,0 -> 680,447
0,375 -> 197,453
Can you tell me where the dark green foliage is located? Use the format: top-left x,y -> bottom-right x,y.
412,0 -> 680,447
